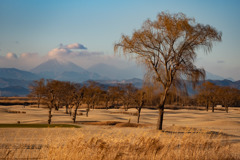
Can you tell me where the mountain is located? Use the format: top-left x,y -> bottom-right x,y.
206,71 -> 225,80
0,59 -> 238,97
31,59 -> 86,74
208,79 -> 240,89
87,63 -> 144,80
0,77 -> 31,88
0,86 -> 29,97
31,59 -> 103,82
0,68 -> 39,81
0,68 -> 38,96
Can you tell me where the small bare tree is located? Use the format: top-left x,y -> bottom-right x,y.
48,89 -> 55,125
115,12 -> 221,130
197,82 -> 219,112
120,83 -> 137,111
72,85 -> 84,123
134,90 -> 145,123
28,78 -> 46,108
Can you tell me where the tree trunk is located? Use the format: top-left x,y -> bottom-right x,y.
125,103 -> 129,111
86,108 -> 89,117
105,101 -> 108,110
212,104 -> 214,112
225,105 -> 228,113
137,108 -> 142,123
156,87 -> 169,130
48,91 -> 54,125
54,103 -> 59,111
86,104 -> 90,117
65,104 -> 69,114
205,100 -> 209,111
37,99 -> 40,108
157,104 -> 164,130
48,107 -> 52,124
73,107 -> 78,123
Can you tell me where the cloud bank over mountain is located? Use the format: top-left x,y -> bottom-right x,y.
0,43 -> 138,72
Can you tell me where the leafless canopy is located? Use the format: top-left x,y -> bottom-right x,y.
114,12 -> 222,91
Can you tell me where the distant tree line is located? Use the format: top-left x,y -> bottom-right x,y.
29,78 -> 240,125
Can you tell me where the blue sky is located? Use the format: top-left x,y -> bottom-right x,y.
0,0 -> 239,80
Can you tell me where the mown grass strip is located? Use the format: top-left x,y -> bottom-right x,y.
0,124 -> 81,128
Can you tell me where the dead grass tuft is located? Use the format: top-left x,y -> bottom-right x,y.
115,122 -> 144,128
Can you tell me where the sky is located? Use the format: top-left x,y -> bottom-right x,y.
0,0 -> 239,80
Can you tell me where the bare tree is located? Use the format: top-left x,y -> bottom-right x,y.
60,81 -> 76,114
120,83 -> 137,111
197,82 -> 219,112
108,84 -> 122,108
47,89 -> 55,125
217,86 -> 240,113
72,85 -> 84,123
102,90 -> 111,110
83,81 -> 102,116
134,90 -> 145,123
115,12 -> 221,130
28,78 -> 46,108
45,80 -> 64,111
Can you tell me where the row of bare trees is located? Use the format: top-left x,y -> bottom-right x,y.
29,79 -> 84,124
29,79 -> 147,124
195,82 -> 240,113
29,78 -> 240,127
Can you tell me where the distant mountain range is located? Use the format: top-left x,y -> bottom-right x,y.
0,68 -> 39,80
0,58 -> 238,96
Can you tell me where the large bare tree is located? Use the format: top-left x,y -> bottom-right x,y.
114,12 -> 222,130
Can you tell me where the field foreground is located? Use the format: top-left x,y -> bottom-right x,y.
0,105 -> 240,159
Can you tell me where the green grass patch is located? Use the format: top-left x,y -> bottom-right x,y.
0,124 -> 81,128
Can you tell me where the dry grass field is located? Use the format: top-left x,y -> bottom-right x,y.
0,104 -> 240,159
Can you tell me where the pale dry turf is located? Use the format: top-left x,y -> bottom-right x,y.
0,105 -> 240,159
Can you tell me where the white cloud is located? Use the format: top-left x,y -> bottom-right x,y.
20,52 -> 39,58
48,43 -> 103,59
65,43 -> 87,49
6,52 -> 18,59
48,48 -> 71,58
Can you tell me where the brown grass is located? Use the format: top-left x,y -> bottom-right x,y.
7,110 -> 26,114
115,122 -> 144,127
82,121 -> 121,125
0,128 -> 239,160
82,121 -> 146,128
0,97 -> 37,105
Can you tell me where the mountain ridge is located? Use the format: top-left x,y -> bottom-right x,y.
0,68 -> 39,81
0,59 -> 239,96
